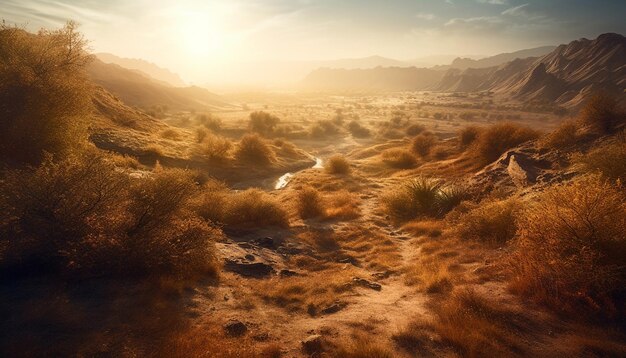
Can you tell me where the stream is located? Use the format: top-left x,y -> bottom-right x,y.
274,157 -> 323,190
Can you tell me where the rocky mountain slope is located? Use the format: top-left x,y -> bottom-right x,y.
96,53 -> 186,87
87,59 -> 235,111
437,33 -> 626,107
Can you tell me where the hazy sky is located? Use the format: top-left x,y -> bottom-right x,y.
2,0 -> 625,86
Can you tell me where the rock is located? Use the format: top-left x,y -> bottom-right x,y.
244,254 -> 256,261
253,237 -> 275,249
372,271 -> 393,280
223,319 -> 247,337
338,256 -> 359,266
302,334 -> 324,354
279,269 -> 299,277
353,277 -> 382,291
320,302 -> 346,315
253,332 -> 270,341
224,259 -> 274,278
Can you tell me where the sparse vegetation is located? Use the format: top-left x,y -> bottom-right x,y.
453,198 -> 522,245
471,122 -> 538,164
0,22 -> 91,165
580,93 -> 624,134
573,141 -> 626,182
235,133 -> 276,165
324,155 -> 351,175
411,133 -> 437,157
381,148 -> 417,169
510,176 -> 626,317
382,177 -> 465,221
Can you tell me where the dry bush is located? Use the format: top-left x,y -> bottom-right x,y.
430,288 -> 525,357
310,120 -> 342,139
0,22 -> 92,166
459,125 -> 481,149
347,120 -> 371,138
197,134 -> 233,162
235,134 -> 276,165
382,177 -> 465,221
194,127 -> 208,143
295,185 -> 325,219
431,145 -> 451,160
196,113 -> 222,132
325,190 -> 360,220
580,93 -> 624,134
411,133 -> 437,157
471,122 -> 538,164
573,141 -> 626,182
325,155 -> 351,175
510,176 -> 626,317
453,198 -> 522,246
142,144 -> 164,157
160,128 -> 181,141
193,179 -> 229,224
541,119 -> 581,149
332,336 -> 395,358
0,152 -> 219,280
249,111 -> 280,135
406,123 -> 426,136
222,189 -> 289,228
381,148 -> 417,169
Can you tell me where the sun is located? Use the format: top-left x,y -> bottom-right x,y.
178,12 -> 224,58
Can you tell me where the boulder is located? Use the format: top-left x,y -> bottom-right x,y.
224,259 -> 274,278
353,277 -> 382,291
223,319 -> 247,337
302,334 -> 324,354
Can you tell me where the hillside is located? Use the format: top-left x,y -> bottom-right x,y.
435,33 -> 626,107
87,59 -> 235,111
447,46 -> 555,70
96,53 -> 186,87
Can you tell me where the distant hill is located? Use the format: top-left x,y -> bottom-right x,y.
448,46 -> 556,70
87,59 -> 234,111
436,33 -> 626,107
96,53 -> 186,87
301,66 -> 445,91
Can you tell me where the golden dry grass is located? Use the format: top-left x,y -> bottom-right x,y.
325,154 -> 351,175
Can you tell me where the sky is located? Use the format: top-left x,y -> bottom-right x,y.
2,0 -> 625,87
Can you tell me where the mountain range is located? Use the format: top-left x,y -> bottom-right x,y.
301,33 -> 626,107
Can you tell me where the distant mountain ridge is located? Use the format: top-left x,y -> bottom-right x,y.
436,33 -> 626,106
301,34 -> 626,107
95,53 -> 186,87
447,46 -> 556,70
87,59 -> 234,111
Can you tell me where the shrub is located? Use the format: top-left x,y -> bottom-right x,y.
381,149 -> 417,169
0,22 -> 92,166
382,177 -> 464,220
310,120 -> 341,139
472,122 -> 538,164
197,134 -> 233,162
196,113 -> 222,132
0,152 -> 219,280
510,176 -> 626,316
249,111 -> 280,135
235,134 -> 276,165
142,144 -> 164,157
541,119 -> 580,149
324,191 -> 360,220
406,123 -> 426,136
160,128 -> 181,141
573,141 -> 626,182
453,198 -> 522,246
347,120 -> 371,138
195,127 -> 208,143
580,93 -> 624,134
222,189 -> 289,228
458,125 -> 481,149
411,133 -> 437,157
324,155 -> 351,175
296,186 -> 325,219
